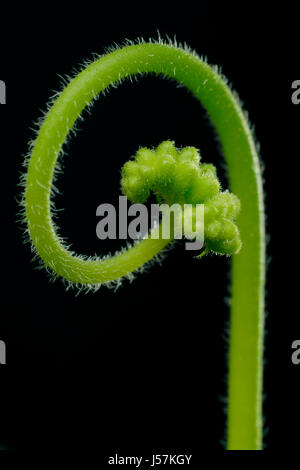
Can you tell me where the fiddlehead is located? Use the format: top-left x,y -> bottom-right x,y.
21,40 -> 266,450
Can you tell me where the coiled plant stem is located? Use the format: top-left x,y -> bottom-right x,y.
24,42 -> 265,450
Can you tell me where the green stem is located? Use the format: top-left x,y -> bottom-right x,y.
24,42 -> 265,449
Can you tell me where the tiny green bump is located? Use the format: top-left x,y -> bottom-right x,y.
172,161 -> 199,202
135,148 -> 157,168
200,162 -> 217,176
189,173 -> 220,203
177,146 -> 201,165
206,219 -> 242,255
122,160 -> 139,177
205,219 -> 222,240
203,206 -> 218,223
121,174 -> 149,203
135,148 -> 158,183
155,140 -> 178,159
209,191 -> 241,220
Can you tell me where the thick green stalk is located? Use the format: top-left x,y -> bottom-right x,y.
24,42 -> 265,449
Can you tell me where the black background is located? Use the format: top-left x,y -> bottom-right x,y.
0,1 -> 299,458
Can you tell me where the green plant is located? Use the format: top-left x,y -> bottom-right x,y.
22,40 -> 265,450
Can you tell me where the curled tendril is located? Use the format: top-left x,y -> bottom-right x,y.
21,40 -> 265,450
122,140 -> 241,255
